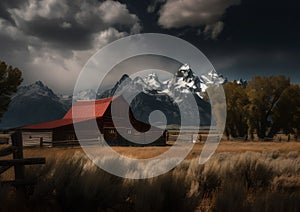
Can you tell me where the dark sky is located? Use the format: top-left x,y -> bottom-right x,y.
0,0 -> 299,93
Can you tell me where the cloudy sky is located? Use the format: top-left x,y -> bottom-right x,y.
0,0 -> 299,94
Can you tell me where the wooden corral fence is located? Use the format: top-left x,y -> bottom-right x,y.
40,138 -> 101,147
0,133 -> 10,144
40,139 -> 79,147
0,130 -> 45,189
166,129 -> 211,142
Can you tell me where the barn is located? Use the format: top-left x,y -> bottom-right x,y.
21,96 -> 167,146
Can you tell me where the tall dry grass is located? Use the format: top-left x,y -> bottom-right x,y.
0,151 -> 300,211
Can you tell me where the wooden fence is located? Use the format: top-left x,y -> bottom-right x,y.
40,138 -> 96,147
0,130 -> 45,189
166,130 -> 209,142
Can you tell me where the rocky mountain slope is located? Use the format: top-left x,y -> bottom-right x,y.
0,81 -> 67,129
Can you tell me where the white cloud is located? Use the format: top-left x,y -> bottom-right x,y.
99,0 -> 139,26
73,0 -> 141,33
204,21 -> 224,40
60,21 -> 71,29
147,0 -> 166,13
158,0 -> 240,39
0,18 -> 22,39
94,28 -> 127,48
10,0 -> 68,21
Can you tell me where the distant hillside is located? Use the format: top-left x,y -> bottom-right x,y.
0,81 -> 67,129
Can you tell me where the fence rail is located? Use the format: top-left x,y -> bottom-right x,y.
0,146 -> 15,156
0,130 -> 45,190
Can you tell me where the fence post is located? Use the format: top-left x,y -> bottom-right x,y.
11,130 -> 25,191
40,137 -> 43,147
166,131 -> 168,142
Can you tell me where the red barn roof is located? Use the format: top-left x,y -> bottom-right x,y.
21,119 -> 74,130
63,97 -> 113,119
22,97 -> 114,130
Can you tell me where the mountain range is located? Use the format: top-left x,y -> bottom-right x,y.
0,65 -> 229,129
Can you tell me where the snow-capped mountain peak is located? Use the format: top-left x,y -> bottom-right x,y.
235,78 -> 248,87
207,70 -> 219,79
179,64 -> 190,71
144,73 -> 162,90
96,64 -> 226,102
14,80 -> 58,100
73,89 -> 97,101
162,64 -> 202,100
200,69 -> 227,86
176,64 -> 195,79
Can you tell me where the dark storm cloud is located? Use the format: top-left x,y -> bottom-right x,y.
9,0 -> 141,51
211,0 -> 300,80
18,17 -> 96,50
206,48 -> 300,84
0,0 -> 299,93
98,55 -> 181,91
0,4 -> 14,24
0,0 -> 27,25
0,0 -> 142,93
147,0 -> 166,13
152,0 -> 300,81
220,0 -> 300,48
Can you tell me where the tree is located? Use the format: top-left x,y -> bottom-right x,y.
0,61 -> 23,121
246,76 -> 290,139
271,84 -> 300,137
224,82 -> 249,138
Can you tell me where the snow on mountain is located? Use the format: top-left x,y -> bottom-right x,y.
235,78 -> 248,87
97,64 -> 226,103
73,89 -> 97,101
0,81 -> 67,129
131,76 -> 152,91
200,69 -> 227,86
97,74 -> 132,99
144,73 -> 163,90
14,81 -> 59,100
162,64 -> 203,102
95,64 -> 215,126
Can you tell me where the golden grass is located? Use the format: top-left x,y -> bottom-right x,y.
18,141 -> 300,160
1,142 -> 300,185
1,149 -> 300,211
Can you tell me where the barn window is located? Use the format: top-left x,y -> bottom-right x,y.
109,129 -> 115,134
67,134 -> 75,140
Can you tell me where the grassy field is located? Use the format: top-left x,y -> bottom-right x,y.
1,141 -> 300,211
2,141 -> 300,180
20,141 -> 300,159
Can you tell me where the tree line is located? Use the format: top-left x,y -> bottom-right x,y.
223,76 -> 300,140
0,61 -> 23,122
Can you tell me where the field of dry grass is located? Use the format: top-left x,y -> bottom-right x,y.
2,141 -> 300,180
17,141 -> 300,159
1,148 -> 300,211
1,141 -> 300,211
